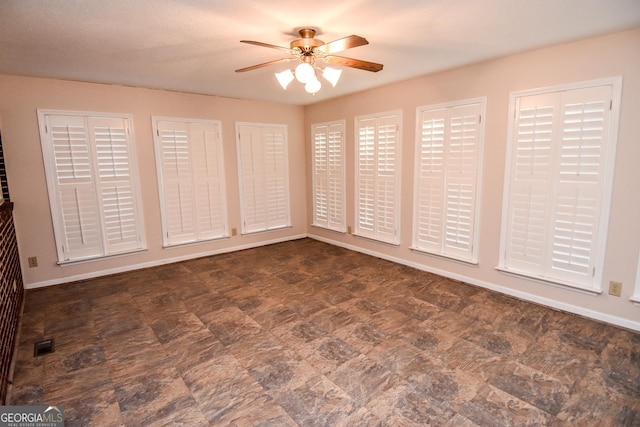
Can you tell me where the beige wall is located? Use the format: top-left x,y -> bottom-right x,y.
0,77 -> 307,286
305,28 -> 640,330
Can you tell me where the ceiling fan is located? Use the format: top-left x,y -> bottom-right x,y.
235,29 -> 383,94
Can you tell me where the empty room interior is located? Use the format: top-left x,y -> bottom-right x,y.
0,1 -> 639,425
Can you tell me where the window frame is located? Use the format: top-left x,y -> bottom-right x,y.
498,77 -> 623,293
411,97 -> 486,264
152,116 -> 229,247
354,110 -> 402,245
311,119 -> 346,233
236,122 -> 291,235
37,109 -> 147,264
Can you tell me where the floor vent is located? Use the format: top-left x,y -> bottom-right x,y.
33,339 -> 54,357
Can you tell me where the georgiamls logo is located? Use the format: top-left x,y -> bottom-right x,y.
0,405 -> 64,426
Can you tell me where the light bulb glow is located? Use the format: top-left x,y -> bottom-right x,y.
275,69 -> 294,89
305,77 -> 321,94
295,62 -> 315,84
322,67 -> 342,87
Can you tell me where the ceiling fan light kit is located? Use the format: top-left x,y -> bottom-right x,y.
236,28 -> 383,95
275,69 -> 295,89
294,62 -> 315,83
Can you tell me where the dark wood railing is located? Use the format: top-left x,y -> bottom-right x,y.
0,202 -> 24,403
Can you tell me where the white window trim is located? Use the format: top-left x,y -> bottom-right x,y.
354,110 -> 402,245
152,116 -> 229,248
411,97 -> 486,264
311,119 -> 346,233
497,77 -> 623,293
632,251 -> 640,305
235,121 -> 291,235
37,109 -> 147,264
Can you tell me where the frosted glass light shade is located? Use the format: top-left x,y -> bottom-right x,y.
295,62 -> 315,84
305,77 -> 321,94
322,67 -> 342,87
275,69 -> 294,89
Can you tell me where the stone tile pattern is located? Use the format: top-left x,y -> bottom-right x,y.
9,238 -> 640,426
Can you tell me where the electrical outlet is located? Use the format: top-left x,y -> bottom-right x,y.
608,281 -> 622,297
28,257 -> 38,268
231,228 -> 237,236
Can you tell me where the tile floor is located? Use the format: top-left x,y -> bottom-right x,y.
8,238 -> 640,426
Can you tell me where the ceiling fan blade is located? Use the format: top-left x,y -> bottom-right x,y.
324,55 -> 383,72
240,40 -> 292,53
317,35 -> 368,55
235,58 -> 295,72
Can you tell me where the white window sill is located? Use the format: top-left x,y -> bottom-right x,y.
352,232 -> 400,247
58,248 -> 147,266
410,246 -> 478,266
495,266 -> 602,296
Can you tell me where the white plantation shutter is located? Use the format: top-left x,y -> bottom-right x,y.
312,121 -> 345,232
550,86 -> 611,283
500,79 -> 620,291
506,98 -> 555,273
355,113 -> 401,244
237,123 -> 290,234
414,110 -> 445,250
157,124 -> 194,243
264,128 -> 288,226
238,125 -> 267,233
357,119 -> 376,235
38,111 -> 146,263
48,115 -> 103,260
413,101 -> 484,262
154,118 -> 227,246
90,118 -> 142,253
193,126 -> 227,239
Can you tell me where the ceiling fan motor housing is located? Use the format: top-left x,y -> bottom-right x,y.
290,29 -> 324,53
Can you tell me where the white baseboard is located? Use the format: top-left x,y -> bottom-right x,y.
25,234 -> 308,290
309,235 -> 640,332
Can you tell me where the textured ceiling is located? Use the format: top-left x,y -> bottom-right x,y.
1,0 -> 639,105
